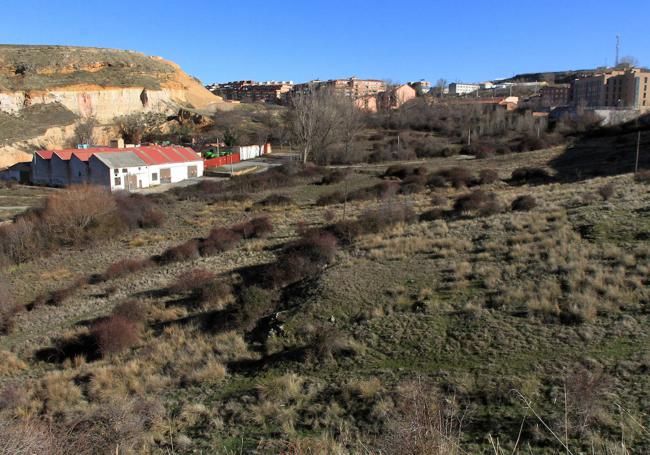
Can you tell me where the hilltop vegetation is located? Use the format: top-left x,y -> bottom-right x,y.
1,129 -> 650,452
0,45 -> 176,91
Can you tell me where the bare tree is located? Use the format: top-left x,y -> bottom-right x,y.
433,78 -> 448,98
114,112 -> 167,144
336,95 -> 366,157
617,55 -> 639,69
72,117 -> 98,146
289,86 -> 341,163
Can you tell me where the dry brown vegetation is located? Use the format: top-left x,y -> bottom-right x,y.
2,145 -> 650,453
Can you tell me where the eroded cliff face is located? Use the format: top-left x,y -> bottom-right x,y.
0,45 -> 222,165
0,86 -> 192,121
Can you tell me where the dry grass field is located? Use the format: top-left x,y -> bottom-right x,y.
1,142 -> 650,454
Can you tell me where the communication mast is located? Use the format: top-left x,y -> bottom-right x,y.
615,35 -> 620,67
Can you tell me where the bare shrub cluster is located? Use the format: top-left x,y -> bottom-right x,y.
0,186 -> 164,264
453,190 -> 503,216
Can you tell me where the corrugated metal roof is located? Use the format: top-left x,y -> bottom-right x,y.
35,146 -> 200,165
131,146 -> 201,165
93,152 -> 147,169
35,151 -> 54,159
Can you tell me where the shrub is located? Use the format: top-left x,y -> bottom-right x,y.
102,258 -> 152,281
426,174 -> 447,188
169,269 -> 216,294
310,326 -> 356,360
254,194 -> 294,207
231,216 -> 274,239
112,300 -> 146,324
479,169 -> 499,185
92,315 -> 140,357
237,286 -> 274,331
0,276 -> 19,335
200,228 -> 242,255
384,165 -> 420,180
115,193 -> 165,228
452,190 -> 503,217
320,170 -> 348,185
317,181 -> 399,206
399,174 -> 427,195
0,186 -> 164,265
430,195 -> 447,207
358,203 -> 416,234
598,183 -> 615,201
634,170 -> 650,184
442,166 -> 473,188
510,167 -> 550,185
263,232 -> 339,288
158,239 -> 200,264
511,195 -> 537,211
454,190 -> 491,213
420,208 -> 445,221
197,280 -> 233,305
40,185 -> 119,246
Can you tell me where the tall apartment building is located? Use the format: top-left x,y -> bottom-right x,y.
572,68 -> 650,109
208,80 -> 293,103
539,84 -> 571,107
289,77 -> 386,99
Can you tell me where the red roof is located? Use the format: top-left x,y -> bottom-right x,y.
130,146 -> 201,165
35,151 -> 55,159
35,146 -> 200,164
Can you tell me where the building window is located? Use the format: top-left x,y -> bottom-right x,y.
122,168 -> 127,173
152,172 -> 158,181
114,169 -> 118,176
114,177 -> 122,186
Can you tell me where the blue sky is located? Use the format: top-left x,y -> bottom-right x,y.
2,0 -> 649,84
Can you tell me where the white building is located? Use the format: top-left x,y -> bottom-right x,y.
31,145 -> 204,191
449,82 -> 481,95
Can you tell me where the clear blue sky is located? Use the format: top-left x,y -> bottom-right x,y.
2,0 -> 649,85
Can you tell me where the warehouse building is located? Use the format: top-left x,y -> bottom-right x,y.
32,145 -> 204,191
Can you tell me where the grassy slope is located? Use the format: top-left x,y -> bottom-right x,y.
2,148 -> 650,453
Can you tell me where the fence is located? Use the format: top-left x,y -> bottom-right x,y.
203,143 -> 271,168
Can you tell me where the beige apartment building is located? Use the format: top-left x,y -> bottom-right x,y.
291,77 -> 386,99
572,68 -> 650,109
322,77 -> 386,97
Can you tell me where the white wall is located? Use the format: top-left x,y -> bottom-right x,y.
239,145 -> 262,161
149,160 -> 203,184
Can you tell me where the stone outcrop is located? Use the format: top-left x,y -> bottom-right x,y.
0,45 -> 223,166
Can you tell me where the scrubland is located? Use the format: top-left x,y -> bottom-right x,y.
1,144 -> 650,454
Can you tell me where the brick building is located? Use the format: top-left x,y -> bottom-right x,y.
572,68 -> 650,109
208,80 -> 293,104
539,84 -> 571,107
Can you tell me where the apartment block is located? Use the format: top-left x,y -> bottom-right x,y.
208,80 -> 294,104
289,77 -> 386,99
539,84 -> 571,107
448,82 -> 480,95
572,68 -> 650,109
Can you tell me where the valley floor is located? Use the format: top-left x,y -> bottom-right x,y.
2,146 -> 650,454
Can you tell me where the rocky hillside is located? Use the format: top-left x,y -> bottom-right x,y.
0,45 -> 222,167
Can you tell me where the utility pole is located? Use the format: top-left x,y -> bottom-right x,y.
635,130 -> 641,174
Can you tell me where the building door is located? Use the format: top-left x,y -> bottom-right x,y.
188,165 -> 197,178
160,168 -> 171,183
127,174 -> 137,190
